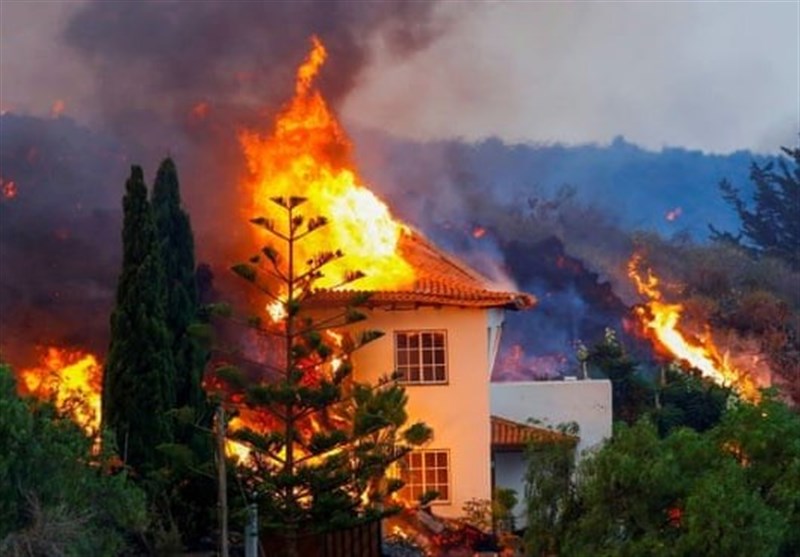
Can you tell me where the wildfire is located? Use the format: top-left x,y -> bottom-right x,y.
16,347 -> 103,435
239,36 -> 415,292
627,254 -> 760,401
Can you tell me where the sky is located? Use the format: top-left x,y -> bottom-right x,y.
1,0 -> 798,154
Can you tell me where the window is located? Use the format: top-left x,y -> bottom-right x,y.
394,330 -> 447,384
399,449 -> 450,503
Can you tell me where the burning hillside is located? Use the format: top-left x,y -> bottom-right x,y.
627,253 -> 763,401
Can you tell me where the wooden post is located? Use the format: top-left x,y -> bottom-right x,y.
216,405 -> 229,557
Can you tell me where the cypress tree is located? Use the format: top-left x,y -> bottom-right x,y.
104,166 -> 175,472
151,158 -> 206,416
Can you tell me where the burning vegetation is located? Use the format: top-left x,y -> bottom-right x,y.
627,253 -> 762,402
15,346 -> 102,436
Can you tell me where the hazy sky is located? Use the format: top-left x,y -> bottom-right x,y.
1,0 -> 798,154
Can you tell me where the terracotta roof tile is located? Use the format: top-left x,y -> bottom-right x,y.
491,415 -> 578,449
309,231 -> 536,310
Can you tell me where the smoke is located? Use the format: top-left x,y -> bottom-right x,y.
1,1 -> 449,367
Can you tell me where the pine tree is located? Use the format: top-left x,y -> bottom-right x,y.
210,196 -> 432,557
104,166 -> 175,472
711,145 -> 800,270
151,158 -> 207,418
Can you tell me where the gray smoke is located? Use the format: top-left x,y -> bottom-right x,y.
1,1 -> 447,366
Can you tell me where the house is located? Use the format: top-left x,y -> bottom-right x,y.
491,379 -> 613,525
311,230 -> 537,518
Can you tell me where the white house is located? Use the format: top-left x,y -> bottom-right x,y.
311,230 -> 612,520
491,380 -> 613,524
311,231 -> 533,517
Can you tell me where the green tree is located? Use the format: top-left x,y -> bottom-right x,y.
586,328 -> 653,424
523,424 -> 579,557
151,157 -> 207,417
558,393 -> 800,557
0,364 -> 147,556
711,145 -> 800,270
104,165 -> 175,472
211,196 -> 432,557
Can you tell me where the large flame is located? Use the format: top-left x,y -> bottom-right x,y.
16,347 -> 103,435
627,254 -> 760,402
239,36 -> 415,292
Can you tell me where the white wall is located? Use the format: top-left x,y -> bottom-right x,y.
490,380 -> 612,524
348,306 -> 494,518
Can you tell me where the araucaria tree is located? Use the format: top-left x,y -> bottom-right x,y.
711,145 -> 800,270
210,196 -> 431,557
104,166 -> 176,472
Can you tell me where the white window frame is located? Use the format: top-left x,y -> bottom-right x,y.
399,449 -> 451,504
394,330 -> 448,385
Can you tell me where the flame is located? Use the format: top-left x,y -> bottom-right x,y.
16,347 -> 103,435
627,254 -> 760,401
472,226 -> 486,239
239,36 -> 415,292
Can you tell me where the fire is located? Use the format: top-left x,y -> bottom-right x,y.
627,254 -> 760,401
472,226 -> 487,239
16,347 -> 103,435
239,36 -> 415,292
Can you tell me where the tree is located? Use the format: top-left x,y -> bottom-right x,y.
151,157 -> 207,417
585,328 -> 653,424
711,145 -> 800,270
558,393 -> 800,556
209,196 -> 432,557
0,364 -> 147,556
104,166 -> 175,472
523,424 -> 579,557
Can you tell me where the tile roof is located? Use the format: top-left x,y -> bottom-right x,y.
491,415 -> 578,449
309,230 -> 536,310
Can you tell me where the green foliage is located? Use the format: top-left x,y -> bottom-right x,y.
0,365 -> 147,555
711,145 -> 800,270
523,430 -> 578,557
586,328 -> 653,424
552,393 -> 800,557
653,368 -> 730,436
212,198 -> 432,553
104,165 -> 175,473
152,157 -> 209,426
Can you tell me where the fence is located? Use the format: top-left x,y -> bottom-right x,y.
260,519 -> 382,557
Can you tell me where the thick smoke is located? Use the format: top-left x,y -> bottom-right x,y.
1,1 -> 446,366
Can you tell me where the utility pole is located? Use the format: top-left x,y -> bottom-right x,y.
216,404 -> 229,557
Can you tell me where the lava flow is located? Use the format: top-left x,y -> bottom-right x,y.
16,346 -> 103,435
239,36 -> 415,292
627,254 -> 760,401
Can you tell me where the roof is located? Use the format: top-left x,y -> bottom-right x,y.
491,415 -> 578,450
308,230 -> 536,310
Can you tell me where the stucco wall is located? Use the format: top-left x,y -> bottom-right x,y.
490,380 -> 613,524
347,305 -> 493,518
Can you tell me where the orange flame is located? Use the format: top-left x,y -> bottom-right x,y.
239,36 -> 415,292
16,347 -> 103,435
627,254 -> 760,401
